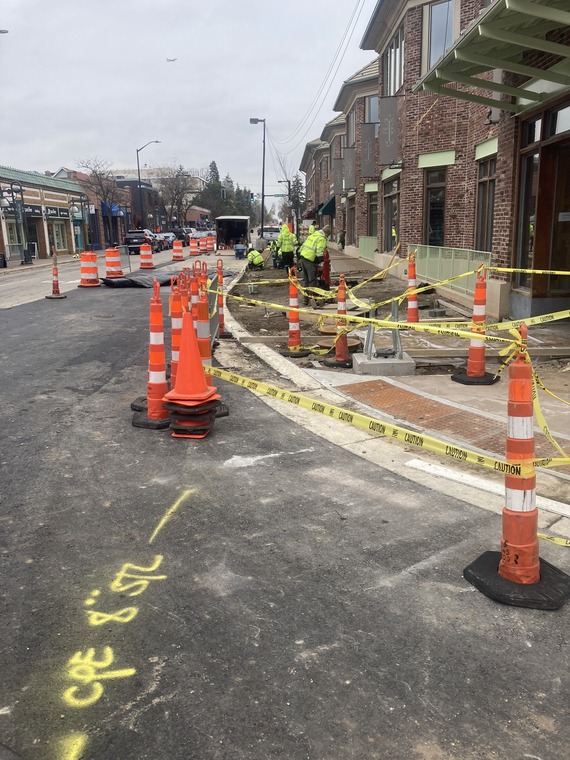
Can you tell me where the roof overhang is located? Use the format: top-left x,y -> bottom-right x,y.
413,0 -> 570,115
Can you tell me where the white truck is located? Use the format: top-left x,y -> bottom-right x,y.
215,216 -> 251,254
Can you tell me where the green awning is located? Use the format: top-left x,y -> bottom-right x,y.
319,195 -> 336,217
413,0 -> 570,114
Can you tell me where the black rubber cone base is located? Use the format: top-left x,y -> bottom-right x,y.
280,349 -> 311,358
45,293 -> 67,300
323,357 -> 353,369
132,410 -> 171,430
451,369 -> 500,385
131,396 -> 147,412
215,403 -> 230,418
163,399 -> 221,414
219,331 -> 233,339
463,551 -> 570,610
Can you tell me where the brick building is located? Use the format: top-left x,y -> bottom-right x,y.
301,0 -> 570,319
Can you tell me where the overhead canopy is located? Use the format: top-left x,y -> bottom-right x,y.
413,0 -> 570,114
319,196 -> 336,217
302,206 -> 317,219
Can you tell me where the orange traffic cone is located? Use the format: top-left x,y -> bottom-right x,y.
139,243 -> 155,270
324,274 -> 352,368
45,253 -> 67,300
196,283 -> 214,386
104,247 -> 124,278
280,267 -> 310,358
463,324 -> 570,610
78,250 -> 101,287
172,240 -> 184,262
132,280 -> 170,430
217,259 -> 232,338
452,267 -> 499,385
406,250 -> 419,323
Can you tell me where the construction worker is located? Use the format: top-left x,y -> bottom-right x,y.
276,224 -> 298,269
298,224 -> 329,307
308,222 -> 319,236
247,248 -> 264,270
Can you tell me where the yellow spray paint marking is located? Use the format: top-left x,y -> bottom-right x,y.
58,732 -> 89,760
85,606 -> 139,626
62,647 -> 136,709
109,555 -> 167,595
148,489 -> 195,544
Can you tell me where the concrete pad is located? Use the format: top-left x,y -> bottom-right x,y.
352,351 -> 416,376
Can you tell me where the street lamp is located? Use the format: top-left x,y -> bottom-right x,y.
1,181 -> 31,264
249,118 -> 266,237
69,193 -> 90,253
136,140 -> 160,229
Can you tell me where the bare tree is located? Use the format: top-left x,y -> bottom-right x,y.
78,156 -> 124,245
155,165 -> 194,227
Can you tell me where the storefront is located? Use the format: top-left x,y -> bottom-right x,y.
414,0 -> 570,318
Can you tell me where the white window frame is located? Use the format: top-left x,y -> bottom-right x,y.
52,220 -> 68,251
382,26 -> 404,97
422,0 -> 460,75
365,95 -> 379,123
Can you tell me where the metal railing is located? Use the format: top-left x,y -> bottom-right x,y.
408,244 -> 493,297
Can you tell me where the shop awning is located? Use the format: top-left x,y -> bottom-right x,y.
319,195 -> 336,217
413,0 -> 570,114
303,206 -> 317,219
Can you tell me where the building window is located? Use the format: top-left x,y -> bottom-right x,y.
424,169 -> 445,246
382,27 -> 404,96
367,193 -> 378,237
475,157 -> 496,252
428,0 -> 453,67
366,95 -> 379,123
340,133 -> 347,149
524,117 -> 542,146
320,157 -> 329,181
546,105 -> 570,138
347,109 -> 356,147
383,178 -> 399,251
51,221 -> 68,251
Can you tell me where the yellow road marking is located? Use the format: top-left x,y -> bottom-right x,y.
148,489 -> 195,544
58,732 -> 88,760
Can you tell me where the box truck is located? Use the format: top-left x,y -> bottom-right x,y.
215,216 -> 250,254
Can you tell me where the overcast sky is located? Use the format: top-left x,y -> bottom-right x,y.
0,0 -> 376,196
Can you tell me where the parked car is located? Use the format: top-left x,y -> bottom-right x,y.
160,232 -> 176,248
183,227 -> 197,237
173,228 -> 189,245
124,229 -> 160,255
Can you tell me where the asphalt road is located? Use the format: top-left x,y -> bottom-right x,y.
1,282 -> 569,760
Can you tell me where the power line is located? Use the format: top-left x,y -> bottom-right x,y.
268,0 -> 366,158
270,0 -> 365,146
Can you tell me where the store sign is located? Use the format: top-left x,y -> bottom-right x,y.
58,208 -> 70,218
360,123 -> 376,178
343,147 -> 356,189
24,204 -> 43,217
44,206 -> 59,217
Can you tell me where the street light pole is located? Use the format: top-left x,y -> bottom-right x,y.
136,140 -> 160,229
249,118 -> 266,237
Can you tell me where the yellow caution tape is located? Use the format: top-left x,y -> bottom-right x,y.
537,533 -> 570,548
487,308 -> 570,331
205,365 -> 539,476
233,278 -> 290,286
486,266 -> 570,276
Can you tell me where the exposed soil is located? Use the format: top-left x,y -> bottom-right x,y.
226,262 -> 570,395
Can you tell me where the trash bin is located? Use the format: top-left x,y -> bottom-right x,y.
0,253 -> 6,269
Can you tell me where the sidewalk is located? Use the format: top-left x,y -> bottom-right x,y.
225,246 -> 570,490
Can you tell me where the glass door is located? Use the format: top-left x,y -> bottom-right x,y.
549,146 -> 570,293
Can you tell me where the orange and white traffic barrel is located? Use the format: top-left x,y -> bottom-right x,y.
78,250 -> 101,288
189,237 -> 199,257
104,247 -> 124,278
206,235 -> 215,253
172,239 -> 184,262
199,236 -> 208,255
139,243 -> 155,270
